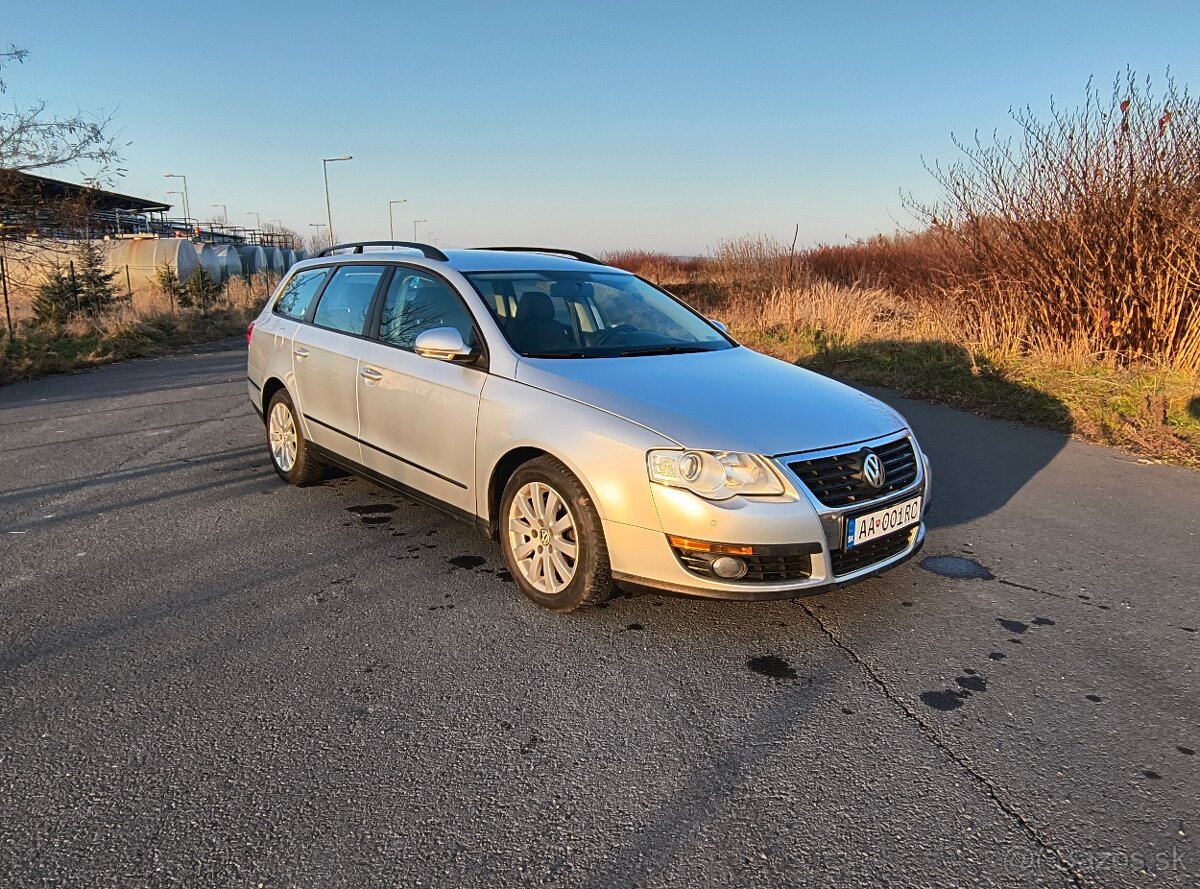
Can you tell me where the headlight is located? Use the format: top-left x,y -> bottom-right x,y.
647,450 -> 784,500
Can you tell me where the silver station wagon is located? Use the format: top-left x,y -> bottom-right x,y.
247,242 -> 931,611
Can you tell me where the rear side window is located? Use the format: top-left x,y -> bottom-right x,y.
378,270 -> 477,351
274,267 -> 330,320
312,265 -> 386,335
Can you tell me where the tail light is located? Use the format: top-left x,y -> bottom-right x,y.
246,321 -> 255,344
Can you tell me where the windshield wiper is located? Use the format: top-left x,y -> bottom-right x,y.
521,351 -> 594,359
618,345 -> 717,357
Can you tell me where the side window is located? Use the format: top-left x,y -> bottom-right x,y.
274,267 -> 330,320
312,265 -> 386,335
378,270 -> 478,352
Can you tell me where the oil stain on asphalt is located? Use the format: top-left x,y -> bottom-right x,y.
920,690 -> 969,711
345,504 -> 398,525
920,555 -> 995,580
345,504 -> 398,515
747,655 -> 798,681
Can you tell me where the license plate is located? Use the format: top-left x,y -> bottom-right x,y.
846,495 -> 922,549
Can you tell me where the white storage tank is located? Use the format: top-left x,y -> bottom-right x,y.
294,249 -> 308,262
238,245 -> 267,276
211,244 -> 243,280
192,243 -> 223,284
104,237 -> 200,289
260,246 -> 284,275
281,249 -> 297,270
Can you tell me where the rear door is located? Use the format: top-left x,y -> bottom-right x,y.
290,264 -> 388,460
254,265 -> 332,390
356,267 -> 487,515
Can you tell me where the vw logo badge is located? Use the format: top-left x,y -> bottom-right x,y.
861,450 -> 886,489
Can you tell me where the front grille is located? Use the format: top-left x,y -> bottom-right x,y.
788,436 -> 918,507
673,543 -> 817,583
830,529 -> 913,576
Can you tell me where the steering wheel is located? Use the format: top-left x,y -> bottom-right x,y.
595,324 -> 639,346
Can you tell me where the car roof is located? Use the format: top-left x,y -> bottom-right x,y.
291,248 -> 629,275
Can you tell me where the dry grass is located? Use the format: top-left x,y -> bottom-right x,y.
0,273 -> 276,384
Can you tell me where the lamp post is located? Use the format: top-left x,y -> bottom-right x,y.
210,204 -> 228,226
309,223 -> 328,249
245,211 -> 262,230
388,199 -> 407,240
322,155 -> 353,246
166,192 -> 184,231
163,173 -> 190,222
413,219 -> 427,241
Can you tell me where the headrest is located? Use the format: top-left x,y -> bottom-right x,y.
516,291 -> 555,321
550,280 -> 593,299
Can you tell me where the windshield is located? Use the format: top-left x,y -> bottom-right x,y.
464,270 -> 734,358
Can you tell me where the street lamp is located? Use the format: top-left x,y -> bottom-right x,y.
308,223 -> 328,248
210,204 -> 228,226
163,173 -> 190,221
388,199 -> 407,240
322,155 -> 353,246
413,218 -> 427,241
245,211 -> 262,229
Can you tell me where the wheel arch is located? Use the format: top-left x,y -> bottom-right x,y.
485,445 -> 608,540
261,377 -> 288,420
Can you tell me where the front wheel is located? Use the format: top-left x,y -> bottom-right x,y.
500,456 -> 612,612
266,389 -> 324,486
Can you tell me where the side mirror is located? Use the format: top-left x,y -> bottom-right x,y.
414,326 -> 476,362
709,319 -> 729,334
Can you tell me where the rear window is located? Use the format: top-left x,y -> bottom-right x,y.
274,268 -> 330,320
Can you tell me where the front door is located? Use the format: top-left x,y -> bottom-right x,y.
356,268 -> 487,515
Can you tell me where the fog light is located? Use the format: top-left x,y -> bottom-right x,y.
711,556 -> 748,579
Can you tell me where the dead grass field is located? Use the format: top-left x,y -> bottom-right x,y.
0,274 -> 273,385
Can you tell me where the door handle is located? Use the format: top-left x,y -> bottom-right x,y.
359,367 -> 383,381
292,347 -> 309,358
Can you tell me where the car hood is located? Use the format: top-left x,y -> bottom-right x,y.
515,346 -> 907,455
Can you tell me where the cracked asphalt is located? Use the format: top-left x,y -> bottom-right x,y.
1,340 -> 1197,887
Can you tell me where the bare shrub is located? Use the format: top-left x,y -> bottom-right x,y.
908,70 -> 1200,369
804,230 -> 974,295
602,250 -> 706,282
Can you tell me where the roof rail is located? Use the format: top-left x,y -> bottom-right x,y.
318,240 -> 448,261
470,246 -> 603,265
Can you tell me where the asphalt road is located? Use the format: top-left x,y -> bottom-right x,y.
1,341 -> 1197,888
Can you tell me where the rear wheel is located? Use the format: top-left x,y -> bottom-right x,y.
266,389 -> 323,486
500,456 -> 612,612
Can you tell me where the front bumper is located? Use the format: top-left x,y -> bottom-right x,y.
605,431 -> 929,600
612,523 -> 925,600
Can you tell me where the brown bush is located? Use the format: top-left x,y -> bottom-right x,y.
601,250 -> 706,282
803,230 -> 974,296
907,70 -> 1200,369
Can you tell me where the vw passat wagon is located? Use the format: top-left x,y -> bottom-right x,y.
247,243 -> 931,611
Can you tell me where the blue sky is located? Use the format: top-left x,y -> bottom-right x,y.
5,1 -> 1200,253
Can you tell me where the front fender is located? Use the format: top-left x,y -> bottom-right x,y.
475,377 -> 674,530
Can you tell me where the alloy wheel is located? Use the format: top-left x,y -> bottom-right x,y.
507,481 -> 579,595
268,401 -> 298,472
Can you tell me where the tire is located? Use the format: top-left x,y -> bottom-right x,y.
265,389 -> 324,486
499,455 -> 613,612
